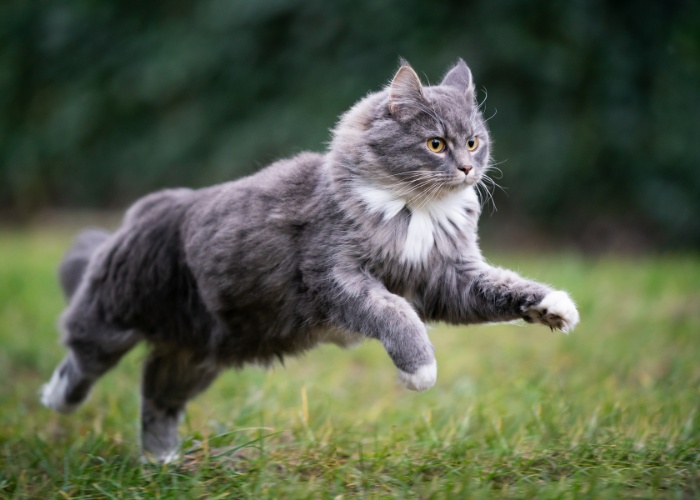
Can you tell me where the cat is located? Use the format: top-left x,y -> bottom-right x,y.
41,59 -> 579,463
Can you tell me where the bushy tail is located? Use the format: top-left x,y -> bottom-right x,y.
58,228 -> 111,300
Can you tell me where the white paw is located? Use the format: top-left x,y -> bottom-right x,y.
141,450 -> 180,465
398,360 -> 437,392
40,368 -> 78,414
525,290 -> 580,333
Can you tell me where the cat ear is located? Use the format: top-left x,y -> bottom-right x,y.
441,59 -> 475,98
388,63 -> 425,120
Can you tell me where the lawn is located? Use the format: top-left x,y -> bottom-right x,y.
0,228 -> 698,498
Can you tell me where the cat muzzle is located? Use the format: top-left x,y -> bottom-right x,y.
458,165 -> 473,175
457,165 -> 472,175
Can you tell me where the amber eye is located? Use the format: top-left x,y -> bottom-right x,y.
467,137 -> 479,151
427,137 -> 446,153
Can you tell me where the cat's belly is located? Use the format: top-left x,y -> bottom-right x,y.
310,325 -> 365,348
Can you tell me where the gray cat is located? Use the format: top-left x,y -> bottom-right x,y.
41,60 -> 579,463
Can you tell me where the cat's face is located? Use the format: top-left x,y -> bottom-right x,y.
365,61 -> 491,203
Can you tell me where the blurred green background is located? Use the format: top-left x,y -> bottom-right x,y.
1,0 -> 699,249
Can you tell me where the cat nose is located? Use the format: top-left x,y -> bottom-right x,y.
458,165 -> 473,175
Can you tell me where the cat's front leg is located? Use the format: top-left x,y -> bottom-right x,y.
326,272 -> 437,391
429,263 -> 579,333
471,265 -> 580,333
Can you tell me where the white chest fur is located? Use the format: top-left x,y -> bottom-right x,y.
355,182 -> 479,263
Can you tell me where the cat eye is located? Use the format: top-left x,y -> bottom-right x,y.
467,137 -> 479,151
427,137 -> 446,153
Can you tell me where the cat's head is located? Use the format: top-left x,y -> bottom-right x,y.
330,59 -> 493,206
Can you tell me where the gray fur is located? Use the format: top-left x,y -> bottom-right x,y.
41,60 -> 579,461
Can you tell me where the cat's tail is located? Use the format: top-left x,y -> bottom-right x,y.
58,228 -> 111,300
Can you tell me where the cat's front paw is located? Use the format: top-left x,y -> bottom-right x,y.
524,291 -> 579,333
398,360 -> 437,392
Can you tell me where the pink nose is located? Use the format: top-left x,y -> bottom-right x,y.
458,165 -> 473,175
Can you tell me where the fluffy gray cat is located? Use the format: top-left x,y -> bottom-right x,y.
41,60 -> 579,462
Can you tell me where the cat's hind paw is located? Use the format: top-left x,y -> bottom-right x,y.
40,367 -> 79,414
141,450 -> 181,465
398,360 -> 437,392
524,291 -> 579,333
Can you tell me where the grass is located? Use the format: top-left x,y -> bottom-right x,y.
0,227 -> 698,498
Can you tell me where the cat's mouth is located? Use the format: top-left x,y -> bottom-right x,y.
453,169 -> 479,187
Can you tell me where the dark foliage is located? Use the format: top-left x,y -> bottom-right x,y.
1,0 -> 699,248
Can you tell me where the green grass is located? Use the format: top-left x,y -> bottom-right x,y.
0,228 -> 698,498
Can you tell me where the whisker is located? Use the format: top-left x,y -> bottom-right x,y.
484,169 -> 503,182
488,158 -> 508,168
477,87 -> 488,110
413,181 -> 448,211
481,173 -> 507,195
407,182 -> 436,209
483,108 -> 498,123
476,182 -> 497,214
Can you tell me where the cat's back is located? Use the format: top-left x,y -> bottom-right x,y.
189,151 -> 326,225
183,152 -> 329,312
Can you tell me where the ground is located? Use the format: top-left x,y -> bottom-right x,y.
0,228 -> 698,498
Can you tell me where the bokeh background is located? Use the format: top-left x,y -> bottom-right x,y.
1,0 -> 699,250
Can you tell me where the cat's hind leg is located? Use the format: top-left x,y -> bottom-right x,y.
140,347 -> 220,463
41,305 -> 140,413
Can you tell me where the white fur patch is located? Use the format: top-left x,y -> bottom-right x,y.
355,182 -> 478,264
403,208 -> 435,263
526,290 -> 580,333
141,450 -> 180,465
398,360 -> 437,392
40,368 -> 77,414
354,182 -> 406,221
402,187 -> 478,263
